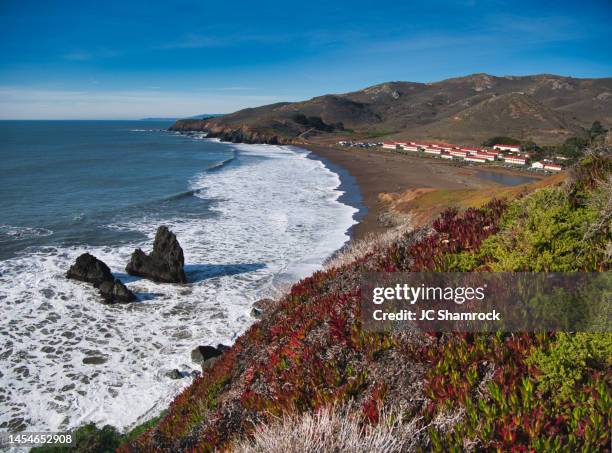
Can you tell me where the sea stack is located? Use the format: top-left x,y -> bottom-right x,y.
126,226 -> 187,283
66,253 -> 136,303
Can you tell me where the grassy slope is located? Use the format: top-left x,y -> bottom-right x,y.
31,415 -> 165,453
122,155 -> 611,452
382,172 -> 566,228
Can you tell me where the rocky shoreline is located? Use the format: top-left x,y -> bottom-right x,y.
65,224 -> 276,383
169,119 -> 293,145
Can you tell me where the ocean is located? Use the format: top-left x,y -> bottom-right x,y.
0,121 -> 358,432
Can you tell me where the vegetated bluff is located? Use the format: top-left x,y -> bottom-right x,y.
170,73 -> 612,145
122,153 -> 611,452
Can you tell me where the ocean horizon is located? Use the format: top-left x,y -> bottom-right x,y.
0,121 -> 359,431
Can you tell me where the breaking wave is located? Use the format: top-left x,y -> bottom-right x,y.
0,143 -> 357,433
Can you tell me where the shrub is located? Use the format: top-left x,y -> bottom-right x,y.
31,413 -> 165,453
31,424 -> 121,453
291,114 -> 337,132
482,136 -> 521,147
527,333 -> 612,402
479,187 -> 605,271
565,151 -> 612,208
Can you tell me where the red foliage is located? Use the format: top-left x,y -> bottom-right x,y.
126,199 -> 610,452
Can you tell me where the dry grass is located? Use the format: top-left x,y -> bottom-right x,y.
383,172 -> 565,228
324,223 -> 413,270
231,405 -> 425,453
585,174 -> 612,267
587,174 -> 612,232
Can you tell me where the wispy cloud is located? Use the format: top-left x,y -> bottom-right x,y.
362,34 -> 485,54
155,32 -> 278,50
156,35 -> 228,49
0,86 -> 284,119
359,12 -> 592,59
156,28 -> 364,51
62,48 -> 121,61
63,51 -> 92,61
204,86 -> 254,91
483,13 -> 588,42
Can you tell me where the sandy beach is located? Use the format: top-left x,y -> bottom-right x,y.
305,144 -> 543,240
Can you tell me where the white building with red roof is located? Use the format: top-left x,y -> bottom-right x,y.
465,156 -> 487,163
401,144 -> 420,151
474,153 -> 495,161
460,147 -> 482,155
544,163 -> 562,171
449,150 -> 468,158
503,156 -> 527,165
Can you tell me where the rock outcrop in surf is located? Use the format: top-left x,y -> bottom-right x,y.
126,226 -> 187,283
66,253 -> 136,303
191,344 -> 228,372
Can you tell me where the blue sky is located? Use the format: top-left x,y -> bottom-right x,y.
0,0 -> 610,119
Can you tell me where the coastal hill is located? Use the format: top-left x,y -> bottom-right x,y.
170,73 -> 612,145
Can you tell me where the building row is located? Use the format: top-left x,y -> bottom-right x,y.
381,140 -> 562,171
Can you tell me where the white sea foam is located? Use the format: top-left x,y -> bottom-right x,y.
0,144 -> 357,432
0,225 -> 53,240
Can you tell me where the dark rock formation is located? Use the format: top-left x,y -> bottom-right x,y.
67,253 -> 136,304
191,344 -> 229,372
98,280 -> 136,304
165,369 -> 200,379
169,120 -> 290,145
165,369 -> 183,379
126,226 -> 187,283
66,253 -> 113,285
204,127 -> 284,144
191,345 -> 223,364
216,344 -> 230,353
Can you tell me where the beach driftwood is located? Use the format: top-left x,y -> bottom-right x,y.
66,253 -> 136,303
126,226 -> 187,284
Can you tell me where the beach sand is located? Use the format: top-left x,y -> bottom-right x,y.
304,144 -> 542,240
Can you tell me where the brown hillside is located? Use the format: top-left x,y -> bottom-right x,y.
398,92 -> 580,144
170,74 -> 612,145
